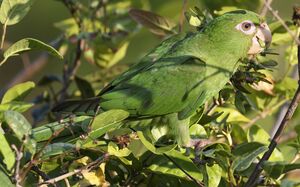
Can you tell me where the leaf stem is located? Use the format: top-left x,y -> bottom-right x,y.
1,22 -> 7,49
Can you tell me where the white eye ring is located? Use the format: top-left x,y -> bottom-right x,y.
235,20 -> 256,35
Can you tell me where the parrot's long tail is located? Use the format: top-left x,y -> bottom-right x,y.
52,97 -> 101,115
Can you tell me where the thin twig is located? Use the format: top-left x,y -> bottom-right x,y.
20,126 -> 66,181
244,99 -> 286,129
178,0 -> 188,33
11,144 -> 23,187
264,2 -> 300,45
0,21 -> 7,49
59,0 -> 84,101
38,153 -> 109,186
260,0 -> 273,17
245,7 -> 300,187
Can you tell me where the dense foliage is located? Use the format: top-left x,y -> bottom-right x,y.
0,0 -> 300,186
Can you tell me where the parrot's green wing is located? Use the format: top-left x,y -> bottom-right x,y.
100,55 -> 207,119
100,33 -> 188,94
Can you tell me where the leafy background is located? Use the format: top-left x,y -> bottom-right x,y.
0,0 -> 300,186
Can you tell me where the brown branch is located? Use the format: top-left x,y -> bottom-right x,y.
245,6 -> 300,187
178,0 -> 188,33
59,0 -> 84,101
11,144 -> 23,187
38,153 -> 109,186
260,0 -> 273,17
264,2 -> 300,45
20,125 -> 66,182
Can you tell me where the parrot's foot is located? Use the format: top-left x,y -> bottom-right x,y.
184,139 -> 211,156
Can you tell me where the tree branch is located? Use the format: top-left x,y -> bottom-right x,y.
38,153 -> 109,186
59,0 -> 84,101
245,6 -> 300,187
260,0 -> 273,17
264,2 -> 300,45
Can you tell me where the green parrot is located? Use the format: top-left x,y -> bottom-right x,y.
53,10 -> 272,147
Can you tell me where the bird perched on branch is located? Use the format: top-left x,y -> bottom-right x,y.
53,10 -> 272,147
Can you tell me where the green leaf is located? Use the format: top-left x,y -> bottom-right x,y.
78,110 -> 129,146
54,18 -> 79,37
108,42 -> 129,68
0,169 -> 14,187
41,143 -> 75,159
128,139 -> 148,158
93,41 -> 129,68
263,162 -> 300,179
1,81 -> 35,104
232,145 -> 268,172
247,125 -> 284,161
137,131 -> 176,154
0,0 -> 36,25
205,164 -> 222,187
1,38 -> 63,66
231,124 -> 247,144
4,110 -> 36,154
247,125 -> 269,144
129,8 -> 176,36
0,133 -> 15,171
91,109 -> 129,131
147,149 -> 203,180
32,116 -> 91,142
108,142 -> 131,157
214,107 -> 250,123
0,101 -> 33,120
189,124 -> 207,139
75,76 -> 95,98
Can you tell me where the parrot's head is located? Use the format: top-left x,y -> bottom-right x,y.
203,10 -> 272,58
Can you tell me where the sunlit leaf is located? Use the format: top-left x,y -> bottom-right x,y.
1,38 -> 63,66
77,110 -> 129,146
147,149 -> 203,180
0,170 -> 14,187
214,107 -> 250,123
205,164 -> 222,187
128,139 -> 148,158
137,131 -> 176,154
129,8 -> 176,36
108,142 -> 131,157
0,102 -> 33,120
91,109 -> 129,131
0,0 -> 35,25
189,124 -> 207,139
0,133 -> 15,171
4,110 -> 36,154
1,81 -> 35,104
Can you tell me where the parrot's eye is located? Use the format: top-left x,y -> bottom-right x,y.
242,22 -> 252,31
235,21 -> 256,35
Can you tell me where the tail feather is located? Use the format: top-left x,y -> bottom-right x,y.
52,97 -> 101,115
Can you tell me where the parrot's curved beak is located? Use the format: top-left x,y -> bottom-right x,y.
247,22 -> 272,55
